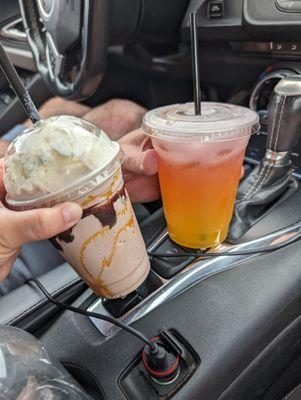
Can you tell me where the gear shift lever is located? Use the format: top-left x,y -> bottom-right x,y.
228,76 -> 301,242
266,77 -> 301,154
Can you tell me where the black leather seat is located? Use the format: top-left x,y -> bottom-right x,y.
283,384 -> 301,400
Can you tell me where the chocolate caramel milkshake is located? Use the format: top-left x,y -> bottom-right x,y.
4,116 -> 150,298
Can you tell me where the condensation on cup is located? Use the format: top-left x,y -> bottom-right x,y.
4,116 -> 150,299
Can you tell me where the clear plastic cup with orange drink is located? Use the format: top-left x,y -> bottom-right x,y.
143,102 -> 259,249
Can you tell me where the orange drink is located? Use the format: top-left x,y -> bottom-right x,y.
153,138 -> 247,248
144,102 -> 259,248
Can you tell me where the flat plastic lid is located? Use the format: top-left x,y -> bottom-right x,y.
143,102 -> 260,142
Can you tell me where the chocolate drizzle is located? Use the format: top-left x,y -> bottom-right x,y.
49,228 -> 75,251
49,237 -> 63,252
50,185 -> 126,252
83,185 -> 126,228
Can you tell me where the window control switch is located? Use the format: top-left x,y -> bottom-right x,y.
207,0 -> 224,19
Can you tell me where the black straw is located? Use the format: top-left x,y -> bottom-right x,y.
0,41 -> 40,123
190,12 -> 201,115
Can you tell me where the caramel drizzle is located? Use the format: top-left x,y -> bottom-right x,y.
79,225 -> 110,276
79,196 -> 133,296
79,226 -> 112,296
99,214 -> 135,273
81,170 -> 121,208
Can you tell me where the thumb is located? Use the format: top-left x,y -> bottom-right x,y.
123,148 -> 158,176
0,159 -> 5,202
3,202 -> 82,248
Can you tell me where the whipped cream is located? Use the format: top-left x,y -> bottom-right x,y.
4,115 -> 119,201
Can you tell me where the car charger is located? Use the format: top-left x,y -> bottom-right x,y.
142,337 -> 180,384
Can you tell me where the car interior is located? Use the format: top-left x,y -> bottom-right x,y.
2,0 -> 301,399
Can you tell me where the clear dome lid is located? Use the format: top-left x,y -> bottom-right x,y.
143,102 -> 260,142
0,326 -> 91,399
4,115 -> 123,209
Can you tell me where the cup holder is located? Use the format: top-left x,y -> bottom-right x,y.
63,363 -> 106,400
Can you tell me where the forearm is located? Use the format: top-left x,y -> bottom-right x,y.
0,140 -> 10,158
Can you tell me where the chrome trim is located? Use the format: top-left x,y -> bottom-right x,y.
245,151 -> 301,181
2,45 -> 35,71
147,228 -> 168,252
274,76 -> 301,96
1,18 -> 27,41
2,46 -> 32,60
45,32 -> 64,80
265,150 -> 290,163
0,18 -> 35,71
88,220 -> 301,337
37,0 -> 55,19
249,69 -> 298,111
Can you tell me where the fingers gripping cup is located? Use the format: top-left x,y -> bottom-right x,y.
143,102 -> 259,249
4,116 -> 150,299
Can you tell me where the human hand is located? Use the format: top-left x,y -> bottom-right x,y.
0,161 -> 82,282
119,129 -> 245,204
119,129 -> 160,203
0,140 -> 10,159
84,99 -> 146,140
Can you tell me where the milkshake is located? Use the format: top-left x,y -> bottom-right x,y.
4,116 -> 150,298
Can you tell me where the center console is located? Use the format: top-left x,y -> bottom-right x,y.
29,145 -> 301,399
35,220 -> 301,400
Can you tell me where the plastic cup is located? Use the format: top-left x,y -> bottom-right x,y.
143,102 -> 259,249
4,116 -> 150,299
